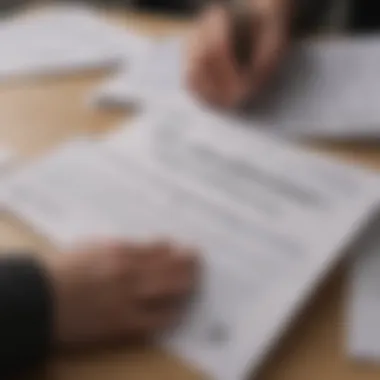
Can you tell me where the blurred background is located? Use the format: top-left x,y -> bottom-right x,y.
0,0 -> 202,14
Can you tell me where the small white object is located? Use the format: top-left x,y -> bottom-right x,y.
0,4 -> 148,81
1,106 -> 380,379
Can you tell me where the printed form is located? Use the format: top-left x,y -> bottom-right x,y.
1,107 -> 380,379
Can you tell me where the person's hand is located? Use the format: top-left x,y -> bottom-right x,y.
43,240 -> 199,346
186,0 -> 292,109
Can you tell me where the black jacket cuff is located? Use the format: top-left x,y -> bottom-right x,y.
0,255 -> 52,377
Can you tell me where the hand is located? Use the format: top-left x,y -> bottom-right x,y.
186,0 -> 292,109
44,240 -> 199,346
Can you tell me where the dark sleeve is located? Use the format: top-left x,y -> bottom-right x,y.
292,0 -> 335,34
0,255 -> 52,378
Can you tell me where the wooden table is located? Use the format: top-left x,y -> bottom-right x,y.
1,8 -> 380,380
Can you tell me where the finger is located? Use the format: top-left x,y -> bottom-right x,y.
140,240 -> 197,266
160,248 -> 200,296
86,241 -> 148,284
76,239 -> 139,255
194,58 -> 223,107
201,7 -> 231,107
95,241 -> 142,284
187,61 -> 217,107
208,8 -> 249,108
131,306 -> 182,336
214,7 -> 254,108
141,241 -> 198,268
249,20 -> 287,97
140,240 -> 177,259
185,23 -> 204,88
118,300 -> 180,337
187,5 -> 240,108
186,18 -> 222,107
135,246 -> 199,300
132,241 -> 175,298
133,269 -> 197,334
185,8 -> 212,84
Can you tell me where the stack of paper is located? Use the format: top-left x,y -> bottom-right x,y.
1,106 -> 380,379
0,4 -> 148,81
93,35 -> 380,139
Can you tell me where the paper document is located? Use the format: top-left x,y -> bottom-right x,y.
348,217 -> 380,362
92,37 -> 189,108
1,107 -> 380,379
0,4 -> 148,81
93,35 -> 380,139
0,146 -> 16,209
0,147 -> 14,169
249,36 -> 380,139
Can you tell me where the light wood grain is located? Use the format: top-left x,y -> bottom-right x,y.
0,7 -> 379,380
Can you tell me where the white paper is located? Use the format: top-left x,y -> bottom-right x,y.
249,36 -> 380,139
92,36 -> 189,108
0,4 -> 148,81
93,35 -> 380,139
1,107 -> 380,379
0,146 -> 16,209
0,146 -> 14,169
348,217 -> 380,362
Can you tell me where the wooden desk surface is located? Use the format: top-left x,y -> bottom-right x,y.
1,8 -> 380,380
